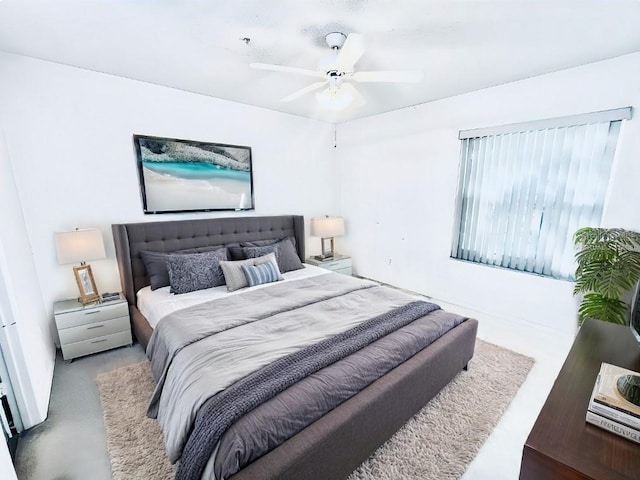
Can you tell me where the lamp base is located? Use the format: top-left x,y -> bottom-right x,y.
319,237 -> 336,261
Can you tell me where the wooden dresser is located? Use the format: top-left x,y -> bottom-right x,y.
520,318 -> 640,480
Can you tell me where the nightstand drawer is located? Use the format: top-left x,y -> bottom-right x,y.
61,330 -> 132,360
306,255 -> 353,276
55,302 -> 129,329
322,258 -> 352,270
333,266 -> 353,275
58,315 -> 130,345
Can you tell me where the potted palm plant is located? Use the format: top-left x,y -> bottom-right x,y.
574,227 -> 640,325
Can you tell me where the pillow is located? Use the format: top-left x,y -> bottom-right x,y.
241,244 -> 279,260
140,250 -> 174,291
165,248 -> 228,295
229,236 -> 296,260
273,237 -> 304,273
230,237 -> 304,273
219,252 -> 281,292
240,236 -> 296,248
241,261 -> 282,287
140,246 -> 225,290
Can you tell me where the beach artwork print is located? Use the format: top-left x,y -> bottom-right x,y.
134,135 -> 254,213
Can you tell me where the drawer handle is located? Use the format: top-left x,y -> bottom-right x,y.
90,339 -> 108,344
86,324 -> 105,330
84,311 -> 100,315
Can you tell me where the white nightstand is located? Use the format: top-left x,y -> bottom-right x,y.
54,295 -> 132,361
306,255 -> 352,276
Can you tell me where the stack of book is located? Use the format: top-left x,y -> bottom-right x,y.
586,362 -> 640,444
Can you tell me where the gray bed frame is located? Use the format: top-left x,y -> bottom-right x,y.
112,214 -> 477,480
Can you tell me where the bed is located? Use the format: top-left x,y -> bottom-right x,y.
112,215 -> 478,480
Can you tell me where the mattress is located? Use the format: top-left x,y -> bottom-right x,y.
137,263 -> 331,328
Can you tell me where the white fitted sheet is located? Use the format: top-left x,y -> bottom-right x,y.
137,264 -> 330,328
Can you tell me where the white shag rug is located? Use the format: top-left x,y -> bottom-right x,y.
97,339 -> 534,480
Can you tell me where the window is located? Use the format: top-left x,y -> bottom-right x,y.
451,107 -> 631,280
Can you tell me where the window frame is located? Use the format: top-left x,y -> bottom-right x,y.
451,107 -> 631,280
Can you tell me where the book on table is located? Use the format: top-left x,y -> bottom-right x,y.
585,410 -> 640,444
585,362 -> 640,442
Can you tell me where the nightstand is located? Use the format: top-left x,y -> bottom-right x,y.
306,254 -> 352,276
54,295 -> 132,361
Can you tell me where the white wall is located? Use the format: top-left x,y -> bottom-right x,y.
0,122 -> 55,428
337,52 -> 640,334
0,52 -> 338,342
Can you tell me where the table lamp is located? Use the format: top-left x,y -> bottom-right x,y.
310,216 -> 345,261
55,228 -> 106,304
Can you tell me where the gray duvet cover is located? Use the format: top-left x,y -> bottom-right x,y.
146,274 -> 467,479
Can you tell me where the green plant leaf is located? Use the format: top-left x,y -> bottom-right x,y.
573,227 -> 640,326
574,265 -> 635,297
578,294 -> 628,325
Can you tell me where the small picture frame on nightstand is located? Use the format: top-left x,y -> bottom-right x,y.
73,265 -> 100,304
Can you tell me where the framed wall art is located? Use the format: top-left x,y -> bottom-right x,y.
133,134 -> 255,214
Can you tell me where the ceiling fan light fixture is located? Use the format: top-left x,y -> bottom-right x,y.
316,84 -> 354,110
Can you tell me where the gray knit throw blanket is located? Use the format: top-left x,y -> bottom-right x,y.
176,300 -> 440,480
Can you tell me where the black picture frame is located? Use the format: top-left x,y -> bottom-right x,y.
133,134 -> 255,214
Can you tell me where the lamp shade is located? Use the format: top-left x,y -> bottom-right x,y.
55,228 -> 106,265
310,217 -> 345,238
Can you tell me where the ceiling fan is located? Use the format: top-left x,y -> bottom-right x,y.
250,32 -> 424,110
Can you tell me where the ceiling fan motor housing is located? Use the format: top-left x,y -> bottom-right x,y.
325,32 -> 347,50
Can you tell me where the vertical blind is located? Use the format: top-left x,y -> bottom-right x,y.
451,108 -> 630,280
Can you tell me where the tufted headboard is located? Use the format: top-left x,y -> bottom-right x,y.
112,215 -> 305,306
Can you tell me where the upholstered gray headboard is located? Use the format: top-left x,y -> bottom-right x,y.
112,215 -> 305,306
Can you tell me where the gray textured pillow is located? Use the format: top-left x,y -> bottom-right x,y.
140,245 -> 225,291
231,237 -> 303,273
219,252 -> 281,292
227,244 -> 267,261
230,236 -> 296,260
166,249 -> 229,295
242,244 -> 279,260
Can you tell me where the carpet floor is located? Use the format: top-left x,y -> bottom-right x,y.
97,339 -> 533,480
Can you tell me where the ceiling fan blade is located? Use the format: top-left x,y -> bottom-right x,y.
250,63 -> 324,79
281,81 -> 327,102
352,70 -> 424,83
334,33 -> 365,72
341,82 -> 366,107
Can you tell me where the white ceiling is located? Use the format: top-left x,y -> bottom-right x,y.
1,1 -> 639,123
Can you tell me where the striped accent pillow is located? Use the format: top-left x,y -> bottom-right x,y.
241,261 -> 282,287
220,253 -> 280,292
